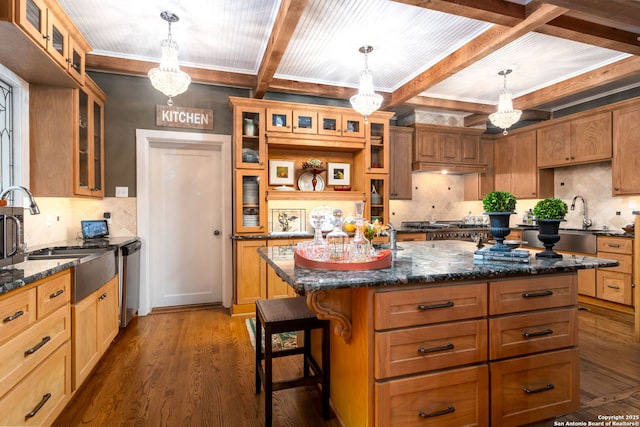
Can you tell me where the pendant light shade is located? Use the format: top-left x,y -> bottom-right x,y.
488,69 -> 522,135
349,46 -> 383,123
148,11 -> 191,106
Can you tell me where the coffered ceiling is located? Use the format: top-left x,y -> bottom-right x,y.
59,0 -> 640,125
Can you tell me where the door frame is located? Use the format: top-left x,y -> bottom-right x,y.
136,129 -> 232,315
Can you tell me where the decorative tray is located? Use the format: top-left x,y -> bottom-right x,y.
294,249 -> 392,270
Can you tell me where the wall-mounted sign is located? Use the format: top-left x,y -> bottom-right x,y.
156,105 -> 214,130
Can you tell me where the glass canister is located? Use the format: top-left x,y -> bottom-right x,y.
326,209 -> 349,261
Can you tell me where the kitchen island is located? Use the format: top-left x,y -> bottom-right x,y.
259,240 -> 618,427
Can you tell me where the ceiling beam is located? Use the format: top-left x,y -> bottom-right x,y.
513,56 -> 640,110
268,78 -> 393,105
538,0 -> 640,28
403,96 -> 496,115
254,0 -> 307,98
391,0 -> 524,26
85,54 -> 256,88
387,3 -> 567,108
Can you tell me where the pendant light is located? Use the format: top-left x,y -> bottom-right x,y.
488,69 -> 522,135
349,46 -> 383,124
148,11 -> 191,106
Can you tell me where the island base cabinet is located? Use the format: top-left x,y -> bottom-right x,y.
375,365 -> 489,427
0,341 -> 71,426
490,348 -> 580,427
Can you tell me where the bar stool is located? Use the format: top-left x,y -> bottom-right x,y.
255,296 -> 331,427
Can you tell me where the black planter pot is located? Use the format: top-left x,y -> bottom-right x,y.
536,219 -> 563,258
486,212 -> 514,252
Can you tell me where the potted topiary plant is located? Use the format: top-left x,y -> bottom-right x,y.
482,191 -> 517,252
533,198 -> 568,258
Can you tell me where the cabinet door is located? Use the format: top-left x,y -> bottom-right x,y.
537,122 -> 571,168
577,268 -> 596,297
292,110 -> 317,134
72,294 -> 98,390
389,126 -> 413,200
366,174 -> 387,224
571,111 -> 611,164
67,36 -> 85,85
235,107 -> 266,169
509,130 -> 538,199
318,112 -> 342,136
90,94 -> 105,197
45,8 -> 69,70
413,128 -> 438,162
612,103 -> 640,195
73,86 -> 105,197
341,115 -> 365,138
17,0 -> 48,49
75,88 -> 90,196
367,120 -> 388,173
235,170 -> 267,234
235,240 -> 267,305
97,277 -> 118,354
267,240 -> 296,299
460,133 -> 480,164
439,132 -> 460,163
266,108 -> 292,132
493,138 -> 511,192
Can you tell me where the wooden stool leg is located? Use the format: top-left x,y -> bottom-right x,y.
303,328 -> 311,377
255,315 -> 262,394
322,321 -> 331,419
264,325 -> 274,427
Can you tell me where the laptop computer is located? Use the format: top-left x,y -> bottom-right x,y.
81,220 -> 110,239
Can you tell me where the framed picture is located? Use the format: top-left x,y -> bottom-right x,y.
328,162 -> 350,185
269,160 -> 295,185
269,208 -> 306,234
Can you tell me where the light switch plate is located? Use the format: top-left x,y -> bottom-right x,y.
115,186 -> 128,197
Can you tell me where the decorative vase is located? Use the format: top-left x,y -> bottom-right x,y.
486,212 -> 514,252
536,219 -> 563,258
243,118 -> 255,136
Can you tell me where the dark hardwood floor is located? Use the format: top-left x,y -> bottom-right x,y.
54,304 -> 640,427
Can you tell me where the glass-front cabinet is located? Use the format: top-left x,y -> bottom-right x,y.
366,174 -> 388,224
235,170 -> 267,234
236,107 -> 265,169
367,120 -> 389,173
74,78 -> 104,198
317,112 -> 365,138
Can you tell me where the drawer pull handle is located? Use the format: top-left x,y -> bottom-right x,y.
418,405 -> 455,418
50,289 -> 64,298
522,328 -> 553,338
418,343 -> 454,354
24,336 -> 51,356
607,243 -> 620,248
25,393 -> 51,420
3,310 -> 24,322
524,383 -> 555,394
418,301 -> 454,311
522,290 -> 553,298
99,293 -> 108,300
607,285 -> 620,290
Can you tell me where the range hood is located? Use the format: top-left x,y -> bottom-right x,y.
411,162 -> 487,174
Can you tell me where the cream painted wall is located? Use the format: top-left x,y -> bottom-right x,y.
24,197 -> 137,247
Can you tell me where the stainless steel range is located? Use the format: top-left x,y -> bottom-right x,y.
401,221 -> 490,242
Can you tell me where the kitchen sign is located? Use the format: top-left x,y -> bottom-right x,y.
156,105 -> 214,130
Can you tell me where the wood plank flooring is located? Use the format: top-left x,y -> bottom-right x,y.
54,304 -> 640,427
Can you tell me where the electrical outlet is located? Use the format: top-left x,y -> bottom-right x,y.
115,186 -> 128,197
103,212 -> 112,224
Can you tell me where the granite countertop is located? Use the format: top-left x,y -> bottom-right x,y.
0,236 -> 140,296
258,240 -> 619,294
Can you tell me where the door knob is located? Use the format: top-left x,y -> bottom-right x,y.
214,230 -> 221,236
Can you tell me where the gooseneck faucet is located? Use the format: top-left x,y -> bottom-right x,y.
387,222 -> 398,251
570,195 -> 592,230
0,186 -> 41,215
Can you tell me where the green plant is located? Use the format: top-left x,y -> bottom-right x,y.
482,191 -> 517,213
533,198 -> 568,220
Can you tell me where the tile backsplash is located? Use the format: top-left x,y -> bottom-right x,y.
24,197 -> 137,247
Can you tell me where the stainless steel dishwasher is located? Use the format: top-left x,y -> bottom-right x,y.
119,240 -> 141,328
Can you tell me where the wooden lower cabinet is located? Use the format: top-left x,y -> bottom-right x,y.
72,275 -> 118,390
375,365 -> 489,427
490,348 -> 580,427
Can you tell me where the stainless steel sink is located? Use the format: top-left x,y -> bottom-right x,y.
522,229 -> 597,254
27,246 -> 117,302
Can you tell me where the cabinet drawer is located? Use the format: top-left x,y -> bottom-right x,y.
375,365 -> 488,427
375,283 -> 487,330
0,341 -> 71,427
0,288 -> 37,344
375,319 -> 487,379
37,271 -> 71,318
596,270 -> 632,305
489,308 -> 578,360
596,252 -> 632,274
490,275 -> 576,315
397,233 -> 426,242
490,348 -> 580,427
0,305 -> 70,395
597,237 -> 632,254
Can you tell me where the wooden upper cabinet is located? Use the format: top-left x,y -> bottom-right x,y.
612,102 -> 640,195
413,127 -> 438,162
17,0 -> 48,49
266,108 -> 292,132
537,112 -> 611,168
389,126 -> 413,200
413,125 -> 481,165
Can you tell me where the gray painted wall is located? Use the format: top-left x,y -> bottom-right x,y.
89,72 -> 248,197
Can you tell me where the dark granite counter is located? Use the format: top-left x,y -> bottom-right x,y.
28,236 -> 139,251
258,240 -> 619,294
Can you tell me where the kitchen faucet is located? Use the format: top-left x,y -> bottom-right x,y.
387,222 -> 398,250
570,195 -> 592,230
0,186 -> 40,214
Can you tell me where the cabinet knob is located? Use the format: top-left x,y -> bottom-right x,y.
99,293 -> 108,300
43,34 -> 50,41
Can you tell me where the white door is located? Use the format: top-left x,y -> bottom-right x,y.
136,130 -> 232,314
